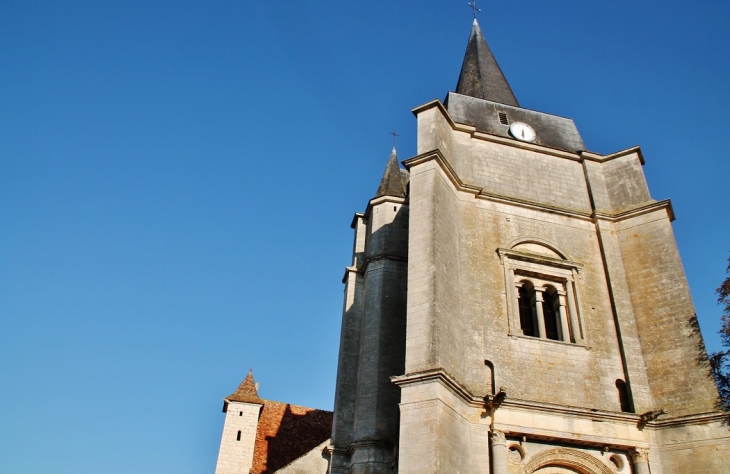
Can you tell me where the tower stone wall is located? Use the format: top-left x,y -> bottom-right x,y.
326,17 -> 730,474
214,401 -> 262,474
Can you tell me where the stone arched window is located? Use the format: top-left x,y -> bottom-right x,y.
498,242 -> 585,344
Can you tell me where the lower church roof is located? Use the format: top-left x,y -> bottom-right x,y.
251,399 -> 332,474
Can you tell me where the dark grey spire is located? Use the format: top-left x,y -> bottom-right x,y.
374,148 -> 407,198
455,19 -> 519,107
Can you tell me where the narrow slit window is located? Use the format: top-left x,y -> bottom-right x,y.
236,430 -> 242,441
616,379 -> 632,413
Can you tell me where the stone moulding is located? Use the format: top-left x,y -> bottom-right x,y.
505,237 -> 571,261
497,247 -> 582,273
519,447 -> 615,474
593,199 -> 675,223
358,254 -> 407,276
646,411 -> 729,429
391,368 -> 485,408
364,194 -> 407,218
497,398 -> 641,425
581,146 -> 644,165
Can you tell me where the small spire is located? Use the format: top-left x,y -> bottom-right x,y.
226,369 -> 263,404
455,19 -> 519,107
374,148 -> 407,199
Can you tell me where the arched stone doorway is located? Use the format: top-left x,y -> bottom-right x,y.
519,447 -> 615,474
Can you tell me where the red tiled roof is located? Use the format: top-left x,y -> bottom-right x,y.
226,370 -> 264,404
250,399 -> 333,474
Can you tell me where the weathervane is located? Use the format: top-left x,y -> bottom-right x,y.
390,130 -> 401,148
468,1 -> 481,19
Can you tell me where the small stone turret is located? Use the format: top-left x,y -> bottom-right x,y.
330,148 -> 409,474
214,370 -> 263,474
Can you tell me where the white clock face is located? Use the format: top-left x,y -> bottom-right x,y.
509,122 -> 536,142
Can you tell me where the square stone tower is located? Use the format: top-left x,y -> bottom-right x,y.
215,371 -> 264,474
330,19 -> 729,474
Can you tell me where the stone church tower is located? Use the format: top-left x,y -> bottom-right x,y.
329,19 -> 730,474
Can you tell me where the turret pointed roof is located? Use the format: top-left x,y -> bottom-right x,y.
374,148 -> 408,198
455,19 -> 519,107
226,369 -> 263,404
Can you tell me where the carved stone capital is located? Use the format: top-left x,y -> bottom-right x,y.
629,447 -> 650,464
490,430 -> 506,445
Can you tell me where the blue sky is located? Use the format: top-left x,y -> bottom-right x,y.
1,1 -> 729,472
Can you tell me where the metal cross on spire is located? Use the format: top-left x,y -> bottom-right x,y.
390,130 -> 401,148
467,1 -> 481,19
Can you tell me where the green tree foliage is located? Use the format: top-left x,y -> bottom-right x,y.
710,256 -> 730,412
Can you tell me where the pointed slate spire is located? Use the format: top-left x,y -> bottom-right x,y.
455,19 -> 519,107
374,148 -> 407,198
226,369 -> 263,404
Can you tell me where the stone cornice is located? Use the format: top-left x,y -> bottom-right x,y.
350,212 -> 364,229
392,371 -> 727,447
645,411 -> 729,429
594,199 -> 675,223
342,253 -> 407,282
391,369 -> 484,408
497,247 -> 584,272
581,146 -> 645,165
341,265 -> 358,283
364,195 -> 407,220
472,130 -> 580,160
362,254 -> 406,273
499,397 -> 641,424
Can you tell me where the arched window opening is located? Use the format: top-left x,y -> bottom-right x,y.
239,411 -> 242,416
616,379 -> 632,413
236,430 -> 242,441
542,288 -> 560,341
518,282 -> 536,337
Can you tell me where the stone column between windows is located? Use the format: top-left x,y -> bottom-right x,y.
629,448 -> 650,474
533,287 -> 547,339
557,291 -> 571,343
490,430 -> 507,474
565,279 -> 582,342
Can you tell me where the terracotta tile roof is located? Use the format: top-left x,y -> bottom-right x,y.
226,369 -> 264,404
250,399 -> 333,474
